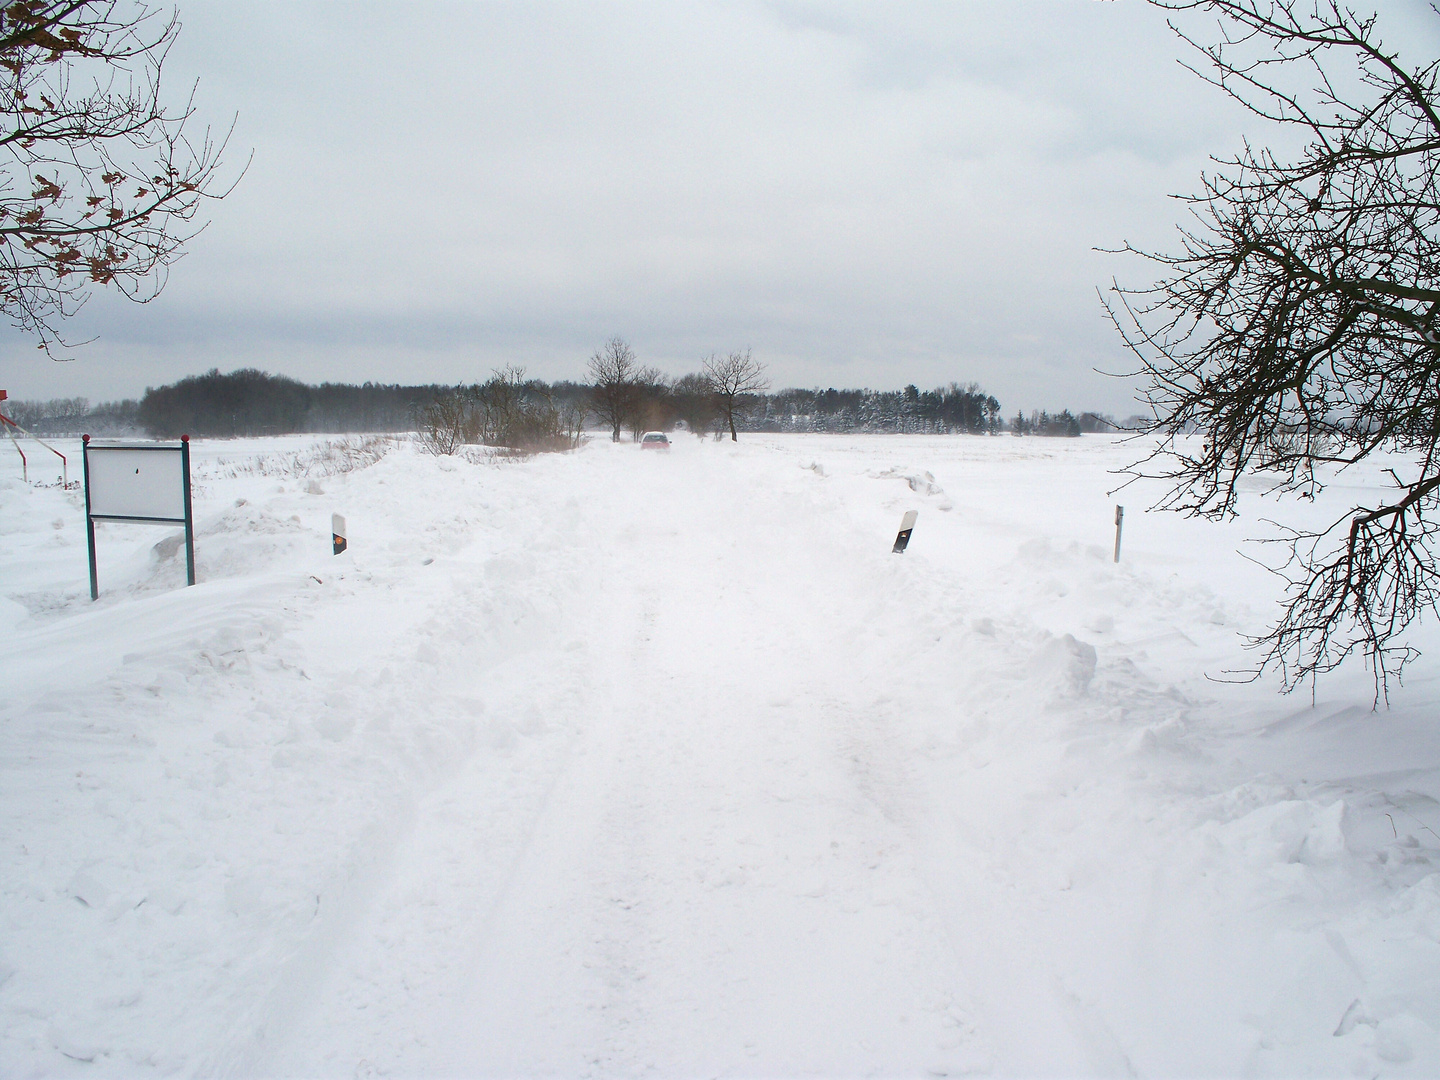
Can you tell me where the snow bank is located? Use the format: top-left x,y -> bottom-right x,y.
1,432 -> 1437,1077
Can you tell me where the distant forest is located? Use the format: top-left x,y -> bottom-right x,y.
3,368 -> 1125,439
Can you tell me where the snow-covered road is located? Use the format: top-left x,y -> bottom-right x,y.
4,434 -> 1439,1077
266,445 -> 998,1076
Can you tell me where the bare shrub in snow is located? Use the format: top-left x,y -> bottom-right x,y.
421,371 -> 583,455
418,391 -> 473,456
206,437 -> 392,480
473,367 -> 584,452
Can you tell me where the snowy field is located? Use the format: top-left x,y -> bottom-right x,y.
3,431 -> 1439,1078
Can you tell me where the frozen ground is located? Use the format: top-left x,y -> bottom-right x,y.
2,431 -> 1438,1078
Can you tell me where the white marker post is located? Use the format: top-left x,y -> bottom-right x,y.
893,510 -> 918,553
1113,505 -> 1124,563
332,513 -> 347,555
82,434 -> 195,599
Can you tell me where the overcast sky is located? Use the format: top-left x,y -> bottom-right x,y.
1,1 -> 1434,417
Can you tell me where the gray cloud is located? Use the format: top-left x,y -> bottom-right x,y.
3,0 -> 1372,418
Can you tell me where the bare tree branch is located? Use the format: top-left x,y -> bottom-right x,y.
0,1 -> 243,357
1108,0 -> 1440,700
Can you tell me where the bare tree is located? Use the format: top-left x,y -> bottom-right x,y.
671,371 -> 717,437
587,336 -> 642,442
703,348 -> 769,442
1106,0 -> 1440,699
0,2 -> 242,356
625,368 -> 670,440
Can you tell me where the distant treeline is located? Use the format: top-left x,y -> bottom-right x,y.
137,369 -> 450,438
749,384 -> 1004,434
733,390 -> 1120,437
1012,409 -> 1123,437
4,367 -> 1124,439
2,395 -> 140,435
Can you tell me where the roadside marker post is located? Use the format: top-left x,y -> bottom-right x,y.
332,513 -> 347,555
893,510 -> 918,554
1114,505 -> 1124,563
82,434 -> 195,600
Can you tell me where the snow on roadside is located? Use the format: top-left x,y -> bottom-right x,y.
1,437 -> 581,1073
780,433 -> 1440,1076
0,431 -> 1437,1077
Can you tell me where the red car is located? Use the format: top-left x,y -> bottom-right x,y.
640,431 -> 670,450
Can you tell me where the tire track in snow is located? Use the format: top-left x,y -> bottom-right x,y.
272,443 -> 997,1077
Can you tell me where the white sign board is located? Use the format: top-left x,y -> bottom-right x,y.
83,438 -> 195,599
86,447 -> 187,520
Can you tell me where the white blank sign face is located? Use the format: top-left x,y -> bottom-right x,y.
88,447 -> 186,520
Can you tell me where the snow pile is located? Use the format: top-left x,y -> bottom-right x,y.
869,463 -> 954,509
2,432 -> 1438,1077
